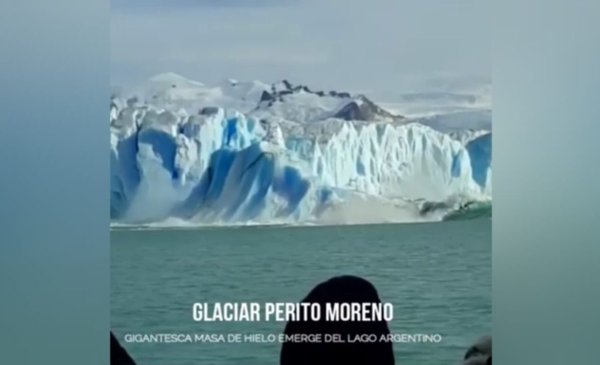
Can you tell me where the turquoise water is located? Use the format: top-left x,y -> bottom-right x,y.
112,219 -> 490,364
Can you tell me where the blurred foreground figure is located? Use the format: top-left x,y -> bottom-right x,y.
280,275 -> 395,365
111,332 -> 136,365
463,335 -> 491,365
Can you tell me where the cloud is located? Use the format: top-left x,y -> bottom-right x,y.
201,47 -> 329,66
111,0 -> 491,95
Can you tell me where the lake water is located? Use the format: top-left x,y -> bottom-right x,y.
112,219 -> 491,365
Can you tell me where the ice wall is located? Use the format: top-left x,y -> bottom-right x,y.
110,103 -> 491,223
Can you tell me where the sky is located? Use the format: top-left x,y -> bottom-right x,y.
111,0 -> 490,98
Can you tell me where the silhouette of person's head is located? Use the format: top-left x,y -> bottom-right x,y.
280,275 -> 395,365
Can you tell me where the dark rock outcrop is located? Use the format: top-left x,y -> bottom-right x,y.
255,80 -> 404,121
332,96 -> 398,121
282,79 -> 292,90
332,101 -> 364,121
199,106 -> 220,115
260,90 -> 275,102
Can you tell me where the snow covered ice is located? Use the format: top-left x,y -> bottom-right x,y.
110,73 -> 491,225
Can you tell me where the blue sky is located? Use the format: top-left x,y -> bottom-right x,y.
111,0 -> 490,97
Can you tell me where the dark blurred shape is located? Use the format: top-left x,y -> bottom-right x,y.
280,275 -> 395,365
199,106 -> 219,116
111,331 -> 137,365
463,335 -> 491,365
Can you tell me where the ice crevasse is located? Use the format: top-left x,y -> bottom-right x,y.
110,104 -> 491,224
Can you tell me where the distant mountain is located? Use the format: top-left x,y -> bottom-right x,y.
122,73 -> 403,123
252,79 -> 402,122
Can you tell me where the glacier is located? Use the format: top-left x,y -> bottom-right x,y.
110,74 -> 491,225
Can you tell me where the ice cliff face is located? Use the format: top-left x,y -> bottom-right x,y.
110,74 -> 491,224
